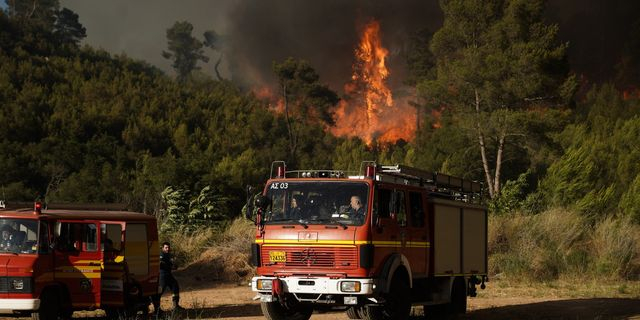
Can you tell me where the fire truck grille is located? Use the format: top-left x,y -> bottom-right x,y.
262,246 -> 358,269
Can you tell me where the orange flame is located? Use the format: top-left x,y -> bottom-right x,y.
252,86 -> 284,113
332,20 -> 416,145
623,87 -> 639,100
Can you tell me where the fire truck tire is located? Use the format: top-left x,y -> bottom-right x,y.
31,289 -> 62,320
260,301 -> 312,320
422,304 -> 447,320
346,306 -> 361,319
450,277 -> 467,314
362,275 -> 411,320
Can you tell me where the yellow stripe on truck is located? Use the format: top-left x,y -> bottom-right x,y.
257,239 -> 430,248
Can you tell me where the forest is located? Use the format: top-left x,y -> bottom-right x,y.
1,0 -> 639,280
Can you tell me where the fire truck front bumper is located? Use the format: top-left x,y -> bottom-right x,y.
0,298 -> 40,314
252,276 -> 377,304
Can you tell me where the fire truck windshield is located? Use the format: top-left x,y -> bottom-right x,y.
0,219 -> 38,254
264,181 -> 369,226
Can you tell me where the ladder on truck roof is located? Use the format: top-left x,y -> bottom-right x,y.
376,164 -> 483,203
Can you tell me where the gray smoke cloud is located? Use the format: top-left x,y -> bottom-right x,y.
60,0 -> 441,91
60,0 -> 640,91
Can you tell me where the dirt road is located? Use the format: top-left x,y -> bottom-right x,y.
156,283 -> 640,320
4,281 -> 639,319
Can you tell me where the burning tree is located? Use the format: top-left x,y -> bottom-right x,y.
332,19 -> 417,145
418,0 -> 577,199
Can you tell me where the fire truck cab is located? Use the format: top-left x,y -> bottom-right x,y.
0,203 -> 159,319
250,161 -> 487,320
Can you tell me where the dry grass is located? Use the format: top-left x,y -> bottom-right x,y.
169,218 -> 256,285
489,209 -> 640,282
478,278 -> 640,299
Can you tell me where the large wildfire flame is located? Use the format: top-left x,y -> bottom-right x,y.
331,20 -> 416,145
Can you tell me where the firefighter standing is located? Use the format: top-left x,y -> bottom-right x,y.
153,242 -> 183,312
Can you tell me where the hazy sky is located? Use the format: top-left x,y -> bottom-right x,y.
22,0 -> 637,91
59,0 -> 443,91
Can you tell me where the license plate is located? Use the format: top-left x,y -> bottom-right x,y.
269,251 -> 286,262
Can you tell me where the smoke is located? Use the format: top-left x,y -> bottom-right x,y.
60,0 -> 639,91
60,0 -> 441,92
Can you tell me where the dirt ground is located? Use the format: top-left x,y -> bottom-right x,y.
145,276 -> 640,320
4,278 -> 640,319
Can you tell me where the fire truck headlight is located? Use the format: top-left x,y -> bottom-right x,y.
340,281 -> 361,293
257,279 -> 273,291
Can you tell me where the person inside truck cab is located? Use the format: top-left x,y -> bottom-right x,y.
286,195 -> 303,220
0,225 -> 15,249
348,195 -> 365,222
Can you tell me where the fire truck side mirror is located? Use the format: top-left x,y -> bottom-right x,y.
254,195 -> 270,210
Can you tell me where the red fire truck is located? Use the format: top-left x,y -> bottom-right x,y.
249,161 -> 487,320
0,202 -> 159,319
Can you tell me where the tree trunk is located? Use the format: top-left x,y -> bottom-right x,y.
494,131 -> 506,196
282,84 -> 297,160
474,89 -> 495,198
214,53 -> 223,81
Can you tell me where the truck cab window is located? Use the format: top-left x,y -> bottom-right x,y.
56,223 -> 97,252
38,221 -> 50,254
0,219 -> 38,254
393,190 -> 407,227
375,188 -> 392,220
264,182 -> 369,226
409,192 -> 425,228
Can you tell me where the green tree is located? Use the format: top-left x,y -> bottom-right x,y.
273,57 -> 339,163
6,0 -> 58,28
419,0 -> 576,199
53,7 -> 86,47
162,21 -> 209,82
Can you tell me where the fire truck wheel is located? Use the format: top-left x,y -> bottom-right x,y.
260,300 -> 313,320
450,277 -> 467,314
31,289 -> 61,320
346,306 -> 362,319
362,276 -> 411,320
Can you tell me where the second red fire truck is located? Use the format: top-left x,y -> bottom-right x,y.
249,161 -> 488,320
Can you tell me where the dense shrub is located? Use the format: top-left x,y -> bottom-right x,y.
489,209 -> 640,281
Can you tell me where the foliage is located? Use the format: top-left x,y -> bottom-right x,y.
162,21 -> 209,82
489,209 -> 640,281
160,185 -> 230,232
0,14 -> 341,221
489,170 -> 531,215
52,7 -> 85,47
272,57 -> 340,163
539,85 -> 640,219
415,0 -> 575,199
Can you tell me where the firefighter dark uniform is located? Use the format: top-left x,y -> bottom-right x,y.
153,243 -> 182,312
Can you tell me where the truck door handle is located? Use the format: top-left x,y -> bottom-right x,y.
390,235 -> 397,239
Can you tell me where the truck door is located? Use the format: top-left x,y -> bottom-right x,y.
371,187 -> 402,267
100,222 -> 125,307
407,191 -> 427,275
53,221 -> 101,309
391,189 -> 410,259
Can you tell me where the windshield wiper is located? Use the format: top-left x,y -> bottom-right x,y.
269,218 -> 309,229
317,218 -> 349,230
